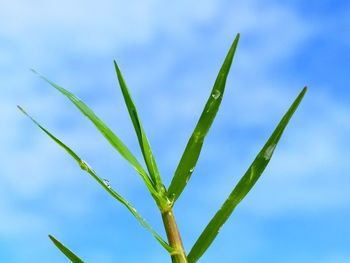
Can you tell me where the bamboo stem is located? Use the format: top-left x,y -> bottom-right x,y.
162,208 -> 187,263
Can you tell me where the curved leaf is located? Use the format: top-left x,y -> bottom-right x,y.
18,106 -> 173,253
30,70 -> 159,199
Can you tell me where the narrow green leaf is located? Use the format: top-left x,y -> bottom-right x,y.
168,33 -> 240,203
18,106 -> 173,253
187,87 -> 307,263
17,106 -> 80,163
114,61 -> 163,190
48,235 -> 84,263
30,70 -> 159,199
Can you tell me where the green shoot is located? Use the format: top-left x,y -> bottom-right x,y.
20,33 -> 306,263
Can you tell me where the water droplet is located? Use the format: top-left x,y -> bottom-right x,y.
216,226 -> 224,236
193,131 -> 203,143
189,167 -> 195,173
103,178 -> 111,188
211,90 -> 221,100
264,144 -> 276,160
168,193 -> 176,203
166,198 -> 173,207
80,160 -> 91,171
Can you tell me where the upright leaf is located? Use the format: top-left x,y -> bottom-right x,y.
187,87 -> 307,263
48,235 -> 84,263
168,34 -> 240,203
30,70 -> 159,199
18,106 -> 173,253
114,61 -> 163,190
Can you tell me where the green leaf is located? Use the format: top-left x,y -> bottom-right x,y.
18,106 -> 173,253
168,33 -> 240,203
187,87 -> 307,263
48,235 -> 84,263
29,70 -> 159,200
114,61 -> 163,190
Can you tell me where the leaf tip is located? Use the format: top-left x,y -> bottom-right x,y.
298,86 -> 307,101
17,105 -> 26,114
48,234 -> 55,243
29,68 -> 38,74
113,60 -> 125,85
29,68 -> 49,84
113,60 -> 120,72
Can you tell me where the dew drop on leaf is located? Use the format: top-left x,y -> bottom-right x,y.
263,144 -> 276,160
249,165 -> 255,181
80,160 -> 91,171
211,89 -> 221,100
103,178 -> 111,188
168,193 -> 176,203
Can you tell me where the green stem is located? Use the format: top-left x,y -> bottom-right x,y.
162,208 -> 187,263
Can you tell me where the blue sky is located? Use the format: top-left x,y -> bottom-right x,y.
1,0 -> 349,262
